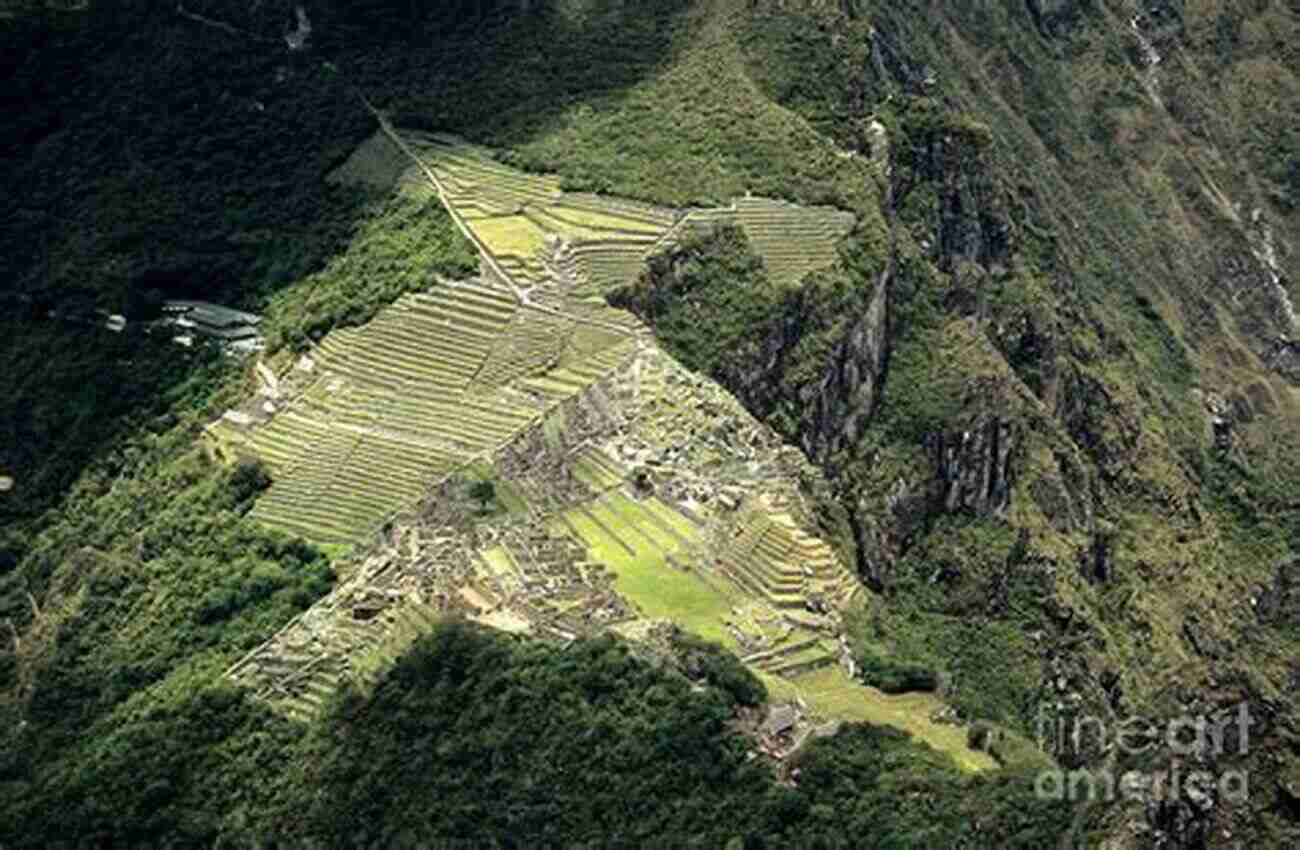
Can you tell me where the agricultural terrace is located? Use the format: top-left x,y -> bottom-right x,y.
224,333 -> 988,768
675,197 -> 856,286
209,277 -> 636,546
213,128 -> 856,546
399,130 -> 855,295
218,131 -> 987,769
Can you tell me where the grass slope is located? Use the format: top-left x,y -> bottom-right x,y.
562,503 -> 734,645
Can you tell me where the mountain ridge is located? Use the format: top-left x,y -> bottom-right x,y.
1,1 -> 1297,847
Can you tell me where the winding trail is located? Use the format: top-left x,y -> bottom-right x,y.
175,2 -> 275,43
169,6 -> 644,340
356,91 -> 527,302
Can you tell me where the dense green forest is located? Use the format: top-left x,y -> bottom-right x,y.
609,225 -> 783,377
2,622 -> 1073,848
2,0 -> 1298,847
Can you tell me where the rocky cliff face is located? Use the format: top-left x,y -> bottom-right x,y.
720,259 -> 889,464
720,3 -> 1300,847
927,412 -> 1015,517
801,264 -> 889,460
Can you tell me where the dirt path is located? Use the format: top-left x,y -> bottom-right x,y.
355,92 -> 640,339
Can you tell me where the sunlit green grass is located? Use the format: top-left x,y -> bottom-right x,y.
637,496 -> 702,539
564,506 -> 735,646
599,493 -> 690,554
480,546 -> 518,579
788,666 -> 998,773
561,496 -> 1000,766
557,493 -> 946,782
469,215 -> 549,259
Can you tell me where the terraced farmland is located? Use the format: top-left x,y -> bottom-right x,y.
219,131 -> 990,770
728,197 -> 856,285
669,197 -> 857,286
224,330 -> 867,716
210,274 -> 638,546
400,130 -> 671,291
718,500 -> 861,611
398,131 -> 853,295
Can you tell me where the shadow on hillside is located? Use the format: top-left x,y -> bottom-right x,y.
0,0 -> 693,530
317,0 -> 697,150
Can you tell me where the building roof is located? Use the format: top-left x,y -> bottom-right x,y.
164,300 -> 262,328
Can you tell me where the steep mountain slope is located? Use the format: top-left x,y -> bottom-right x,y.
1,1 -> 1297,848
683,2 -> 1300,846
